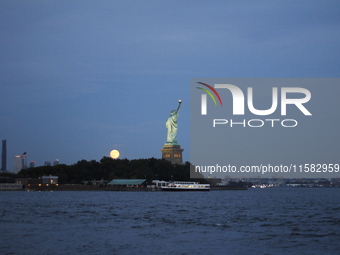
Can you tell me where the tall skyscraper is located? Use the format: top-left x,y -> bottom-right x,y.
29,161 -> 35,168
14,156 -> 24,174
53,159 -> 59,166
1,139 -> 7,172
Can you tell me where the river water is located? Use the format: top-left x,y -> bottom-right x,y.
1,188 -> 339,255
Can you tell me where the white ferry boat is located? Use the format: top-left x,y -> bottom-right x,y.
152,180 -> 210,191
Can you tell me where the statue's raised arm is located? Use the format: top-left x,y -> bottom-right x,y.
175,99 -> 182,114
165,100 -> 182,145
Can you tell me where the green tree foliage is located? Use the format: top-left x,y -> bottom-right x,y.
17,158 -> 204,184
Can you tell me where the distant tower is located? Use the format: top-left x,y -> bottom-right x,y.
1,139 -> 7,171
53,159 -> 59,166
29,161 -> 35,168
44,161 -> 51,166
14,156 -> 24,174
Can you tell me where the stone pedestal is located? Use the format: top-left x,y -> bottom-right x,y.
161,144 -> 184,164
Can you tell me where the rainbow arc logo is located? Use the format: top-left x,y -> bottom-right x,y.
197,82 -> 223,115
196,82 -> 223,106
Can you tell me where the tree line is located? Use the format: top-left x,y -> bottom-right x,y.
17,157 -> 205,184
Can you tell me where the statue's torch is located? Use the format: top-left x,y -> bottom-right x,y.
176,99 -> 182,113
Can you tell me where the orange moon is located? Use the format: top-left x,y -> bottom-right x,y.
110,150 -> 120,159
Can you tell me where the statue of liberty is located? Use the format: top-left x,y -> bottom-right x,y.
165,100 -> 182,145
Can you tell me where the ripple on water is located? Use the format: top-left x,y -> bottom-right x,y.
0,188 -> 339,254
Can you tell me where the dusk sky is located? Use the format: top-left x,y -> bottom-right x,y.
1,1 -> 339,171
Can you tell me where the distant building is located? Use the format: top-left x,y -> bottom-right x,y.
1,139 -> 6,172
13,156 -> 24,174
29,161 -> 35,168
41,175 -> 58,185
44,161 -> 51,166
23,176 -> 59,190
107,179 -> 147,191
53,159 -> 59,166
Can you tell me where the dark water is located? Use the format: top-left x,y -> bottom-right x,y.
1,188 -> 339,255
